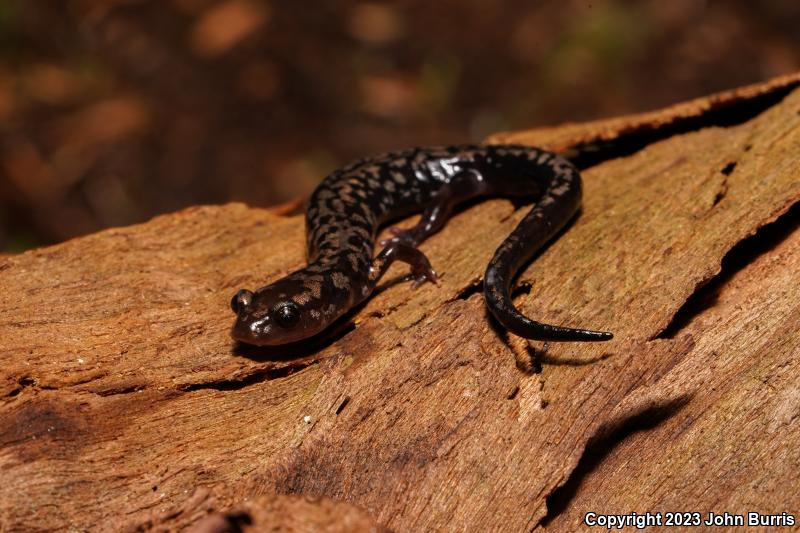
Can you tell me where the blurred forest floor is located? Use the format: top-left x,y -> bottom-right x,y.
0,0 -> 799,251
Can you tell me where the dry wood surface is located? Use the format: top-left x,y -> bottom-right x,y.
2,73 -> 800,532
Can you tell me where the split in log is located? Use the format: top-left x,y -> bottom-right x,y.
2,72 -> 800,532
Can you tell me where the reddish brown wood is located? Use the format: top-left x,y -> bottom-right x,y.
2,73 -> 800,532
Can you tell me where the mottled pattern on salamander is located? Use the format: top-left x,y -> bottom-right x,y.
230,144 -> 613,346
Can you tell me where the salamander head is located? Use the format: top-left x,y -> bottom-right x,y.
229,281 -> 328,346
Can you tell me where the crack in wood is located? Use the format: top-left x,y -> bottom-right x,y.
95,384 -> 146,396
567,81 -> 799,169
655,200 -> 800,340
192,510 -> 253,533
720,161 -> 738,176
180,360 -> 319,392
334,396 -> 350,415
7,376 -> 35,398
711,160 -> 738,208
539,395 -> 691,528
454,278 -> 483,301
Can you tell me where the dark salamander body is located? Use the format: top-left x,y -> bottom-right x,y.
231,144 -> 613,346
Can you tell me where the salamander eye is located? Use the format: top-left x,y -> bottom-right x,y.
274,303 -> 300,328
231,289 -> 254,314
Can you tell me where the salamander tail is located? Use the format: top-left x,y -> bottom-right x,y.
483,265 -> 613,341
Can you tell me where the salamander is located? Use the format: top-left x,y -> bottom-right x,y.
230,144 -> 613,346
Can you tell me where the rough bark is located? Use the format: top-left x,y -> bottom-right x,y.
2,72 -> 800,532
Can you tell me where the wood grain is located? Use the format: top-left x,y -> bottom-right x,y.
2,74 -> 799,532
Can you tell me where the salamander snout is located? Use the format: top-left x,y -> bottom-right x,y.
230,284 -> 319,346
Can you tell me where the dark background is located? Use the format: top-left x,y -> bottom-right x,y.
1,0 -> 798,251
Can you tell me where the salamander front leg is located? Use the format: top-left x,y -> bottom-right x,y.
380,169 -> 489,247
369,241 -> 438,289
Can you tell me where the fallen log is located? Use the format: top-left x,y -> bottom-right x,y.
2,72 -> 800,532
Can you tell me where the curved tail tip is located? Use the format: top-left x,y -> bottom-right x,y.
575,328 -> 614,342
593,330 -> 614,341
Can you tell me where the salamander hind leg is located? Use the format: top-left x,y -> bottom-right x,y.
369,242 -> 438,289
380,169 -> 489,247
